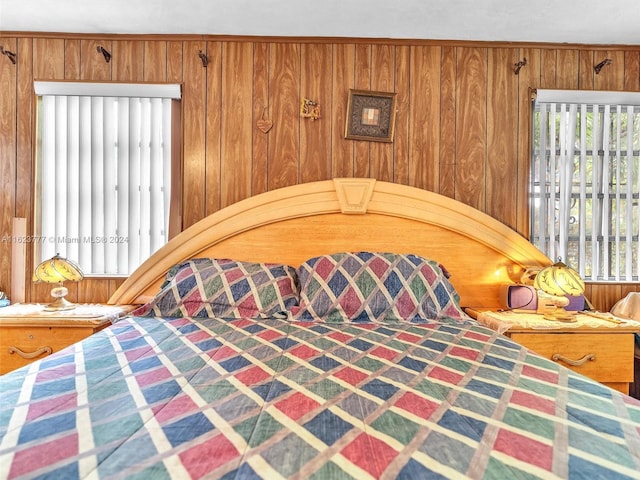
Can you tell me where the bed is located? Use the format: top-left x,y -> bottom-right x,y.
1,178 -> 640,479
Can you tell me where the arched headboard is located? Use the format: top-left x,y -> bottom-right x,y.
108,178 -> 551,309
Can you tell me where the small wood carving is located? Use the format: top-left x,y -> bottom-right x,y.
300,98 -> 320,120
257,107 -> 273,133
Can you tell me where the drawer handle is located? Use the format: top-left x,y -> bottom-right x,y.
8,346 -> 53,359
551,353 -> 596,366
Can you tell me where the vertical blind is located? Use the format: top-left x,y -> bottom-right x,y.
531,89 -> 640,281
35,82 -> 181,276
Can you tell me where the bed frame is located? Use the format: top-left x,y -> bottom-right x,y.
108,178 -> 551,310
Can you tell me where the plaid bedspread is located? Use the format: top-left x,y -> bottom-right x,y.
1,315 -> 640,479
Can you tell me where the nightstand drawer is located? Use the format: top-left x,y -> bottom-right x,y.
510,332 -> 635,383
1,325 -> 107,373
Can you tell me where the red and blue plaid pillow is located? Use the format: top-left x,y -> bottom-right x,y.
133,258 -> 299,318
290,252 -> 469,323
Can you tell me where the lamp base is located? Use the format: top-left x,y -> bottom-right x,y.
44,285 -> 76,311
537,292 -> 577,322
543,308 -> 577,323
44,296 -> 76,311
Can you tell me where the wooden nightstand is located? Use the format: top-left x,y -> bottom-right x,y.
466,308 -> 640,395
0,303 -> 136,374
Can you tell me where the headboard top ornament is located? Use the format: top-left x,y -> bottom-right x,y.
333,178 -> 376,214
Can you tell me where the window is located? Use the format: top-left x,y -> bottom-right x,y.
530,89 -> 640,281
34,81 -> 181,276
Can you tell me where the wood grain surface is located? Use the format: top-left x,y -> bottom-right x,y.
2,32 -> 640,306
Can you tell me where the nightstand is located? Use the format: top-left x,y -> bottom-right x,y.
466,308 -> 640,394
0,303 -> 136,374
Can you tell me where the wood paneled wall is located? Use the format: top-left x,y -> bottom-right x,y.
1,33 -> 639,310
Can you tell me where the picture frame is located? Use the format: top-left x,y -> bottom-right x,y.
345,89 -> 397,142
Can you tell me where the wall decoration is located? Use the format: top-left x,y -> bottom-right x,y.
257,107 -> 273,133
345,89 -> 397,142
300,98 -> 320,120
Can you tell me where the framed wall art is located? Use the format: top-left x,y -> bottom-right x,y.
345,89 -> 397,142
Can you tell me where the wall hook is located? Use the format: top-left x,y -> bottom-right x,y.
513,57 -> 527,75
594,58 -> 612,74
96,45 -> 111,63
198,50 -> 208,68
0,46 -> 17,65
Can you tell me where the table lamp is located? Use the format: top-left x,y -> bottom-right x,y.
534,260 -> 585,321
34,253 -> 84,311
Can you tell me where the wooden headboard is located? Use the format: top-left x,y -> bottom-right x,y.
108,178 -> 551,309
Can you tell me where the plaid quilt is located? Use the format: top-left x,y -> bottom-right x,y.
1,315 -> 640,479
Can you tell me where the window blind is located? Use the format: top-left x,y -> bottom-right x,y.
531,91 -> 640,281
36,83 -> 179,276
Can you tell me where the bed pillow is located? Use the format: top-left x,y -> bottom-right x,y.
289,251 -> 468,323
132,258 -> 299,318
